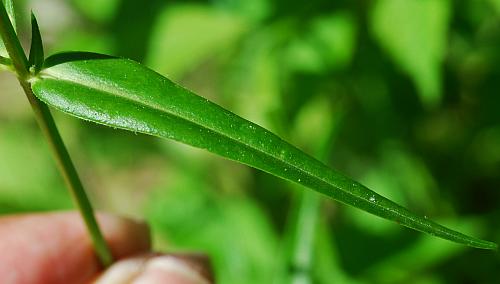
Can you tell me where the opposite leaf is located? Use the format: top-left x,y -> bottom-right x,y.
30,53 -> 497,250
0,0 -> 16,57
29,13 -> 44,74
4,0 -> 15,31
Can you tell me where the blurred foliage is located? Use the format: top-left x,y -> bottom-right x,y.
371,0 -> 451,107
1,0 -> 499,283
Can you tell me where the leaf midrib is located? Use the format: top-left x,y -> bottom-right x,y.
36,65 -> 481,247
36,67 -> 386,212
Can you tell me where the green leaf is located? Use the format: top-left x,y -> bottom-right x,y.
43,52 -> 114,68
0,0 -> 28,76
29,13 -> 44,74
286,12 -> 357,73
146,4 -> 246,79
489,0 -> 500,15
3,0 -> 14,31
30,53 -> 497,250
371,0 -> 450,107
0,0 -> 16,57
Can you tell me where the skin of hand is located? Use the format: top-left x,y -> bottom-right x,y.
0,211 -> 213,284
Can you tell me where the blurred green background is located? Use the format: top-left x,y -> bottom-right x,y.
1,0 -> 499,283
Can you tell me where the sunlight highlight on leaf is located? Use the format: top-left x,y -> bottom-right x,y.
30,53 -> 497,250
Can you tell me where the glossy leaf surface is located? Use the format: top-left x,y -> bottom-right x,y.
30,53 -> 497,250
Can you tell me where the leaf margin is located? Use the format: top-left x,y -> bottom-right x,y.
30,54 -> 498,250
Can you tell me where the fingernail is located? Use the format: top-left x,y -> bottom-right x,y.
133,256 -> 211,284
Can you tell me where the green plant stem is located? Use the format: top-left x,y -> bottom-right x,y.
0,2 -> 113,267
20,83 -> 113,266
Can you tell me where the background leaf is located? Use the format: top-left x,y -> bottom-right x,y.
286,11 -> 357,73
30,55 -> 496,250
146,4 -> 247,79
371,0 -> 451,107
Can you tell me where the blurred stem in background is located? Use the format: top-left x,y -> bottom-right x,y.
277,96 -> 355,283
287,191 -> 321,284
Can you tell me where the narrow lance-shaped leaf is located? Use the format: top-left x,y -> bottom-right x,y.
30,53 -> 497,250
3,0 -> 15,32
0,0 -> 15,55
29,12 -> 44,74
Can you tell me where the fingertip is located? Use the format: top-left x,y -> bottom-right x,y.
94,254 -> 214,284
0,211 -> 151,284
92,255 -> 148,284
133,256 -> 211,284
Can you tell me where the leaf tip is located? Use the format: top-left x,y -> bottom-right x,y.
4,0 -> 16,32
30,12 -> 37,30
485,241 -> 498,251
470,239 -> 498,251
28,11 -> 44,73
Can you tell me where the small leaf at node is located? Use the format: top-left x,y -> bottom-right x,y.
29,12 -> 44,74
